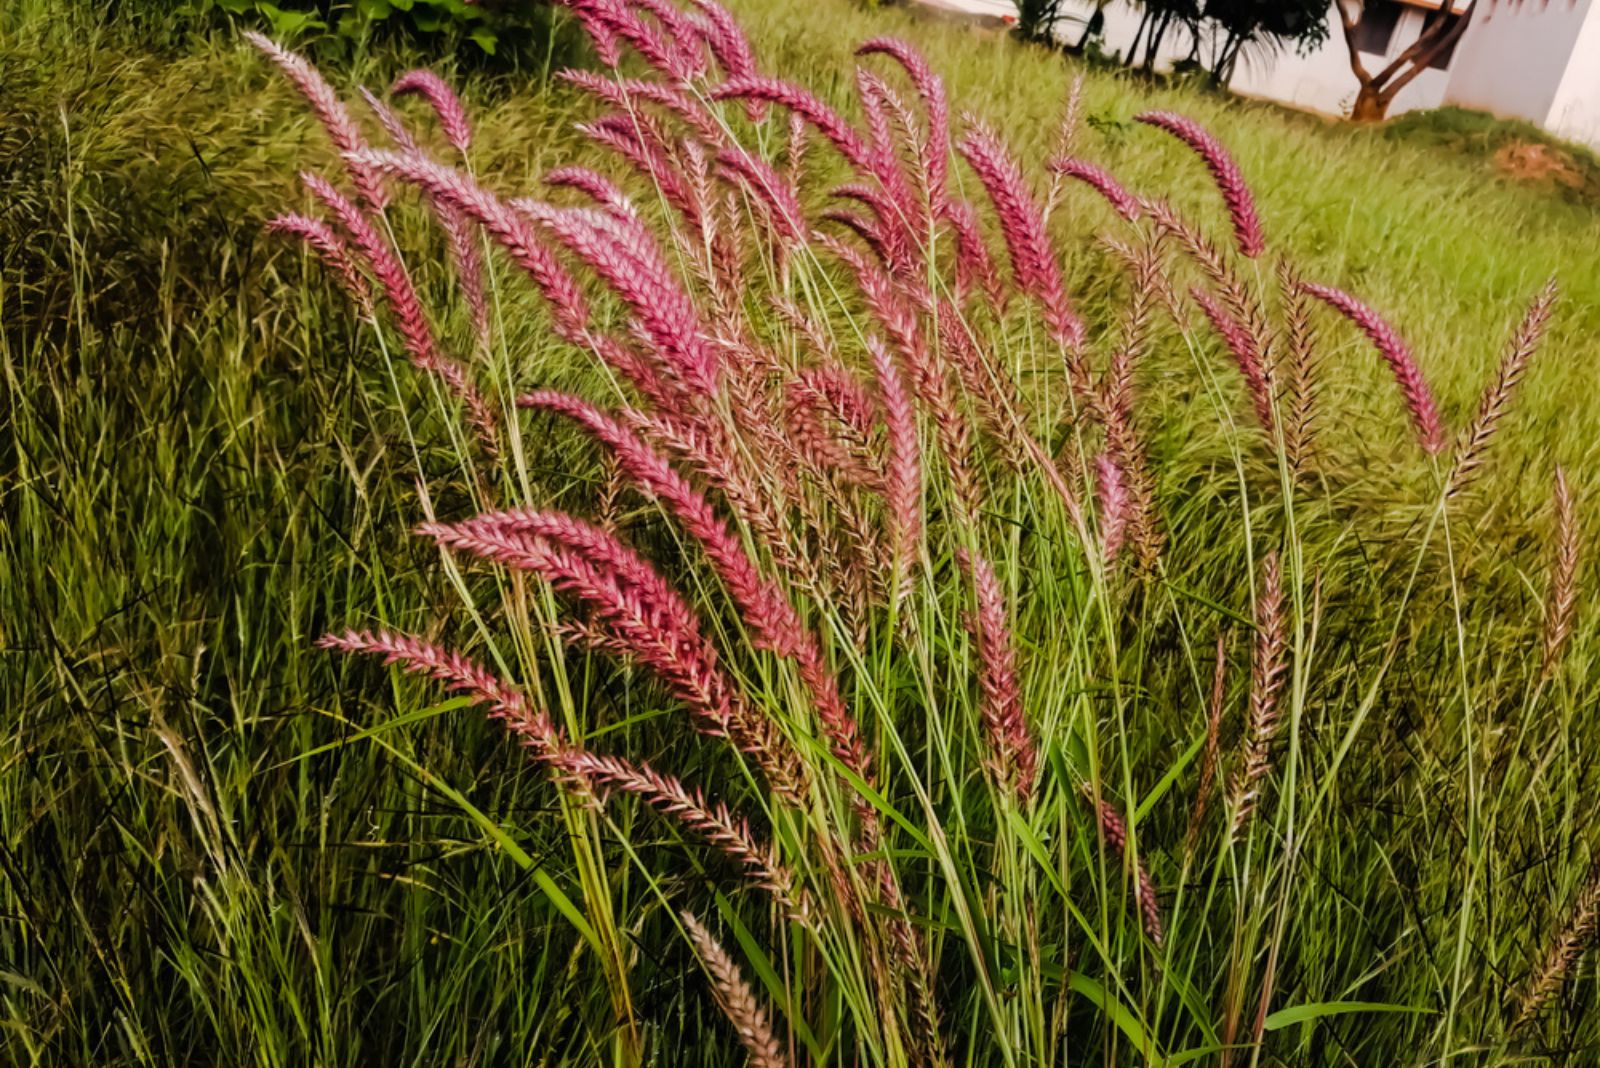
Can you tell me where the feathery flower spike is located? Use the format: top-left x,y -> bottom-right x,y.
1049,158 -> 1141,221
1093,796 -> 1164,945
1191,286 -> 1278,440
1450,278 -> 1559,494
299,172 -> 497,452
317,629 -> 556,753
391,69 -> 473,154
957,118 -> 1087,354
680,912 -> 792,1068
246,32 -> 387,212
1136,110 -> 1264,258
265,213 -> 373,316
957,548 -> 1035,800
1542,465 -> 1580,681
1229,551 -> 1287,843
557,750 -> 807,920
1095,453 -> 1129,564
1301,282 -> 1445,455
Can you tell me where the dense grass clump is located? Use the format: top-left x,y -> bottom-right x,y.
5,1 -> 1600,1065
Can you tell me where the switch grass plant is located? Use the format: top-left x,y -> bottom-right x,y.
251,1 -> 1596,1062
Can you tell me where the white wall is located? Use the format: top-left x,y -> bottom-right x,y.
1051,1 -> 1462,118
1443,0 -> 1594,139
1543,0 -> 1600,147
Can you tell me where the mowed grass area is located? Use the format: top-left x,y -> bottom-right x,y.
5,0 -> 1600,1063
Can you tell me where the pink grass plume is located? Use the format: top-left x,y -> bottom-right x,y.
1048,158 -> 1141,222
1095,453 -> 1129,564
957,548 -> 1035,800
518,391 -> 872,782
1191,286 -> 1278,440
348,149 -> 591,340
710,77 -> 873,171
1228,550 -> 1288,844
1301,282 -> 1446,455
717,149 -> 806,243
360,87 -> 421,153
957,118 -> 1085,351
557,749 -> 807,921
1542,465 -> 1580,681
544,165 -> 637,216
246,31 -> 387,213
558,69 -> 724,144
317,629 -> 557,754
1450,277 -> 1559,494
939,198 -> 1006,309
519,203 -> 720,398
1092,796 -> 1164,945
391,69 -> 473,154
679,912 -> 792,1068
1135,110 -> 1264,258
856,37 -> 950,208
690,0 -> 759,81
299,172 -> 497,453
265,213 -> 373,317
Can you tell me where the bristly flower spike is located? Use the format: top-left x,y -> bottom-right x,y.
1301,282 -> 1446,455
317,629 -> 557,754
265,213 -> 373,316
679,912 -> 792,1068
1450,277 -> 1559,495
1092,795 -> 1164,945
957,548 -> 1035,800
1542,465 -> 1580,681
246,31 -> 388,212
391,69 -> 473,154
856,37 -> 950,210
1191,286 -> 1278,440
1096,453 -> 1129,564
1135,110 -> 1264,258
957,117 -> 1087,354
1228,550 -> 1287,843
299,172 -> 498,454
1049,158 -> 1141,222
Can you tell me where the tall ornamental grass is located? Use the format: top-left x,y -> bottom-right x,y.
252,2 -> 1591,1062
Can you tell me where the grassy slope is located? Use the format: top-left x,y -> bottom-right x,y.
3,0 -> 1600,1063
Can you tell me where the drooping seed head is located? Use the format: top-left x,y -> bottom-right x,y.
246,31 -> 387,212
1136,109 -> 1264,258
1049,158 -> 1141,221
1301,282 -> 1445,455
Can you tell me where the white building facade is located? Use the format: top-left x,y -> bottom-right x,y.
1044,0 -> 1600,149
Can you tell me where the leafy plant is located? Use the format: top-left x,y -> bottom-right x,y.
196,0 -> 515,54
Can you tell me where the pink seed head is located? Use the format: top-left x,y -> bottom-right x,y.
1096,454 -> 1129,564
691,0 -> 758,80
1191,286 -> 1277,439
856,37 -> 949,206
246,31 -> 387,213
1301,282 -> 1445,455
265,213 -> 373,316
347,149 -> 591,340
1136,110 -> 1264,259
1048,158 -> 1141,222
956,118 -> 1084,350
710,76 -> 873,171
391,69 -> 473,154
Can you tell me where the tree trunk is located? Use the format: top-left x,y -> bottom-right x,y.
1212,30 -> 1242,85
1350,85 -> 1390,122
1127,10 -> 1151,67
1143,10 -> 1172,71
